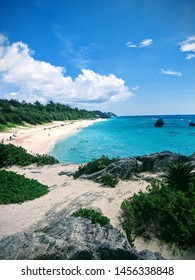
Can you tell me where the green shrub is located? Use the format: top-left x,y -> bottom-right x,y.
164,157 -> 195,193
120,180 -> 195,249
98,174 -> 119,188
72,208 -> 110,226
0,143 -> 59,167
73,155 -> 118,179
33,153 -> 59,166
0,170 -> 49,204
0,122 -> 16,132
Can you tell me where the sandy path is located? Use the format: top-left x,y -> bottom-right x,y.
0,164 -> 148,237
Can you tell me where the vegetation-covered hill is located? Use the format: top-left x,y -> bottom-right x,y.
0,99 -> 116,128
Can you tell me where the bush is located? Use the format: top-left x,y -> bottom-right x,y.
0,143 -> 59,167
120,180 -> 195,249
0,170 -> 49,204
73,155 -> 118,179
164,157 -> 195,193
72,208 -> 110,226
98,174 -> 119,188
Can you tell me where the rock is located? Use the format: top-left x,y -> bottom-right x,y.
138,249 -> 165,260
58,170 -> 72,176
81,151 -> 182,181
0,208 -> 165,260
136,151 -> 185,173
154,118 -> 164,127
0,210 -> 139,260
189,122 -> 195,126
188,153 -> 195,166
82,158 -> 143,181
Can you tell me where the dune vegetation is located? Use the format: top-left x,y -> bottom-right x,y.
121,158 -> 195,249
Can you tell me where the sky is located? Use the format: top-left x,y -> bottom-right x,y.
0,0 -> 195,115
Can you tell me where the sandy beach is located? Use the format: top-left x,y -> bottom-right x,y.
0,118 -> 103,154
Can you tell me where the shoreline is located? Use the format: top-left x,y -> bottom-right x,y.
0,118 -> 103,155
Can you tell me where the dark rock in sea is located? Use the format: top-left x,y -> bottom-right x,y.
189,122 -> 195,126
81,151 -> 184,181
0,209 -> 164,260
154,118 -> 164,127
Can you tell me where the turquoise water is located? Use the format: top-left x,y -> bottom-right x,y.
50,115 -> 195,163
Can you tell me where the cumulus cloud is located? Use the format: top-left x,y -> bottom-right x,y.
139,39 -> 153,47
160,69 -> 182,77
179,35 -> 195,52
126,38 -> 153,48
185,54 -> 195,60
179,35 -> 195,60
0,34 -> 133,105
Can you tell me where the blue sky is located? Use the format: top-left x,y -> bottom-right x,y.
0,0 -> 195,115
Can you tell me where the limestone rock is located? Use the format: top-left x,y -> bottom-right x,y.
0,210 -> 139,260
81,151 -> 182,181
0,207 -> 165,260
138,249 -> 165,260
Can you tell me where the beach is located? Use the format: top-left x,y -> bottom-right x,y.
0,119 -> 194,260
0,119 -> 103,155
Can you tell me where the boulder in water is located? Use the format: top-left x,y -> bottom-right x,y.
154,118 -> 164,127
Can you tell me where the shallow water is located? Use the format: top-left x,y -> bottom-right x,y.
50,115 -> 195,163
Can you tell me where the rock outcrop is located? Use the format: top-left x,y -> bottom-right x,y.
189,122 -> 195,127
81,151 -> 184,181
154,118 -> 164,127
0,209 -> 164,260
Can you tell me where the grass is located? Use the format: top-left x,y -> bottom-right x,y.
0,122 -> 17,132
0,169 -> 49,204
72,208 -> 110,226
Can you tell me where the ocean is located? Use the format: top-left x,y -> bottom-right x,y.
50,115 -> 195,163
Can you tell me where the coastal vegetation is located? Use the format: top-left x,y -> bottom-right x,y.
164,157 -> 195,193
0,169 -> 49,204
73,155 -> 119,179
98,174 -> 119,188
0,143 -> 59,167
0,99 -> 115,130
121,158 -> 195,249
72,208 -> 110,226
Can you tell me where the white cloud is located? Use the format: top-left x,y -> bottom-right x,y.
139,39 -> 153,47
185,54 -> 195,60
179,35 -> 195,53
125,41 -> 137,48
179,35 -> 195,60
0,34 -> 133,105
160,69 -> 182,77
126,38 -> 153,48
131,85 -> 139,90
